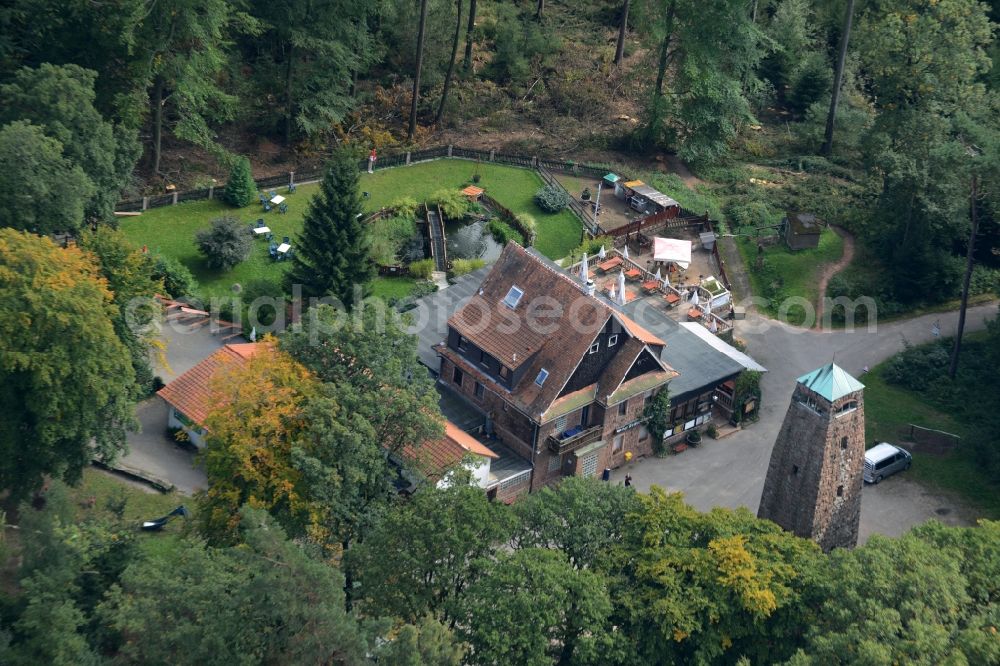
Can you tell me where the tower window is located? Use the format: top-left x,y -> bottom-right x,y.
837,485 -> 844,497
835,401 -> 858,417
453,366 -> 464,387
841,436 -> 848,450
589,341 -> 600,354
608,334 -> 619,347
791,465 -> 799,476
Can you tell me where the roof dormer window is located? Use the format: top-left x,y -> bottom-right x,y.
535,368 -> 549,386
503,285 -> 524,309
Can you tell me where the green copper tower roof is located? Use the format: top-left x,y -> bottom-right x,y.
796,363 -> 864,402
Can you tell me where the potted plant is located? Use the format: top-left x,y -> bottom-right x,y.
706,423 -> 719,439
582,187 -> 592,201
686,430 -> 702,447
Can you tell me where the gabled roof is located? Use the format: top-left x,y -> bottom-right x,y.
446,243 -> 674,421
404,421 -> 499,480
797,363 -> 864,402
157,343 -> 267,426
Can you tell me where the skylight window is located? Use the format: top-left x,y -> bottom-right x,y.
503,285 -> 524,309
535,368 -> 549,386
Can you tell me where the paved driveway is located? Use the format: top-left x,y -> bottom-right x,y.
117,321 -> 227,495
628,303 -> 996,542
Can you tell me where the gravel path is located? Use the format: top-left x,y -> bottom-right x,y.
813,225 -> 856,328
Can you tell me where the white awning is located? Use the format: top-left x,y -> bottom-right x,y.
653,237 -> 692,269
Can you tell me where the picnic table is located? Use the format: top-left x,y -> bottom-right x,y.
252,226 -> 271,236
270,194 -> 285,205
624,267 -> 642,280
276,242 -> 291,254
664,292 -> 681,306
597,257 -> 623,272
642,280 -> 660,292
687,308 -> 703,321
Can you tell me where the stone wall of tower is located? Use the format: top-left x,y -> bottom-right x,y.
757,383 -> 866,551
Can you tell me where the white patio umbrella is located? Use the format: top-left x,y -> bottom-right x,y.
580,252 -> 589,283
689,288 -> 700,308
622,244 -> 629,260
598,245 -> 607,260
662,272 -> 671,289
654,267 -> 662,282
608,283 -> 617,301
617,270 -> 627,306
249,326 -> 257,342
710,317 -> 719,334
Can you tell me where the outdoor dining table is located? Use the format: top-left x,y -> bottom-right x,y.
624,267 -> 642,280
276,242 -> 291,254
252,226 -> 271,236
597,257 -> 623,272
270,194 -> 286,205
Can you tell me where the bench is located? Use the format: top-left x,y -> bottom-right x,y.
671,443 -> 689,454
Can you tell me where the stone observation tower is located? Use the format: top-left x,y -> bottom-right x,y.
757,363 -> 866,551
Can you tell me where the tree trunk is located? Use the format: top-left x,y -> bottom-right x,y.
463,0 -> 477,71
751,0 -> 758,23
436,0 -> 464,125
152,75 -> 164,176
949,176 -> 978,378
284,43 -> 295,146
408,0 -> 430,141
653,2 -> 677,98
821,0 -> 855,156
536,0 -> 544,20
342,538 -> 354,612
615,0 -> 631,66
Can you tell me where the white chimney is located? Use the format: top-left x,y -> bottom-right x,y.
585,279 -> 596,297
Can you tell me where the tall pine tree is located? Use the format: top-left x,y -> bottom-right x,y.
285,148 -> 374,307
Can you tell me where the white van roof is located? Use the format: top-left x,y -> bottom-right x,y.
865,442 -> 899,463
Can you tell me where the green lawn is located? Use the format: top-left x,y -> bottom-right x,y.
120,159 -> 583,299
68,468 -> 188,523
369,276 -> 420,301
737,228 -> 845,326
863,362 -> 1000,519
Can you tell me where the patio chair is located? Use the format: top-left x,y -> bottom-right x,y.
268,243 -> 278,259
265,232 -> 274,242
255,218 -> 265,228
286,247 -> 294,259
282,236 -> 290,244
263,202 -> 272,213
288,183 -> 297,193
279,203 -> 288,214
269,190 -> 277,198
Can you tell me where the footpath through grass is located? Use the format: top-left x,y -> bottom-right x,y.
736,228 -> 845,326
119,159 -> 582,299
864,351 -> 1000,519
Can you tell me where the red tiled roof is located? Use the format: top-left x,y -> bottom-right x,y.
157,343 -> 267,427
403,421 -> 497,479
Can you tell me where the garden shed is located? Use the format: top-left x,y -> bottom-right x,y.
784,212 -> 823,250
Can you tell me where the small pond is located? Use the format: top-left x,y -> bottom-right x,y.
444,218 -> 503,262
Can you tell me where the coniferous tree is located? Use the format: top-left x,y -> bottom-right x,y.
223,157 -> 257,208
285,148 -> 374,306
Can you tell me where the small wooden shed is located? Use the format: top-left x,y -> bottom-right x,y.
783,212 -> 822,251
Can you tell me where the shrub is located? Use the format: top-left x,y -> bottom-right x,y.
488,218 -> 525,246
390,196 -> 419,219
241,277 -> 285,327
195,216 -> 252,270
151,252 -> 198,298
409,258 -> 435,280
882,342 -> 951,392
223,157 -> 257,208
534,185 -> 570,213
451,258 -> 485,277
428,189 -> 470,219
564,235 -> 614,266
514,212 -> 536,237
369,215 -> 418,265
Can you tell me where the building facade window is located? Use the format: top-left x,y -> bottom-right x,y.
841,436 -> 848,450
499,470 -> 530,490
612,434 -> 624,454
499,365 -> 510,380
581,452 -> 599,478
835,401 -> 858,417
453,366 -> 464,387
837,485 -> 844,497
548,454 -> 561,473
589,341 -> 600,354
457,336 -> 468,351
618,401 -> 628,416
608,334 -> 618,347
639,425 -> 649,441
792,465 -> 799,476
474,381 -> 485,399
